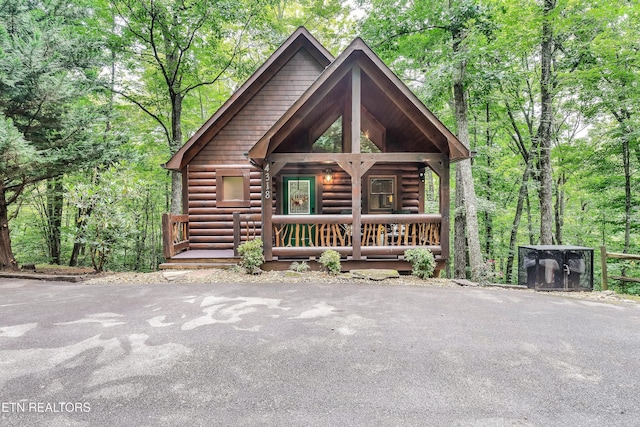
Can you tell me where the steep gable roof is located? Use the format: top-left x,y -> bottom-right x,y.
248,37 -> 469,162
164,27 -> 334,170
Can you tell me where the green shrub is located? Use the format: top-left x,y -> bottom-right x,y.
319,249 -> 341,275
404,248 -> 435,279
289,261 -> 310,273
237,238 -> 264,274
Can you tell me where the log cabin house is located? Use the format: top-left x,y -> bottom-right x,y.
161,27 -> 470,273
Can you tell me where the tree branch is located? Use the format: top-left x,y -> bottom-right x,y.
373,24 -> 449,48
107,85 -> 171,145
183,16 -> 251,95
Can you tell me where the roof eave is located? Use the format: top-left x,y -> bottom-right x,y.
164,27 -> 334,171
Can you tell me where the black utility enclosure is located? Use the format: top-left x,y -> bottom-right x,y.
518,245 -> 594,291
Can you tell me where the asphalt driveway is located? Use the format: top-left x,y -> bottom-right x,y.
1,278 -> 639,426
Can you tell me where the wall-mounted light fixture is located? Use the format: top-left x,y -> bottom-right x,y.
323,168 -> 333,184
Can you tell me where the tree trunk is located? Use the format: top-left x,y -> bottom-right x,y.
623,135 -> 631,253
506,160 -> 532,283
554,173 -> 565,245
69,203 -> 91,267
454,168 -> 467,278
0,182 -> 18,271
536,0 -> 556,245
484,103 -> 493,259
46,177 -> 64,264
452,25 -> 482,281
526,192 -> 535,245
453,68 -> 483,281
170,92 -> 184,214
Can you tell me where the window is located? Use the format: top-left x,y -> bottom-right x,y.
217,169 -> 250,208
369,176 -> 395,212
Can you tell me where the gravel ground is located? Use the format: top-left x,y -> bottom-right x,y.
83,269 -> 454,287
80,269 -> 640,305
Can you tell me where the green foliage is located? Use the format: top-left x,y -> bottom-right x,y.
0,116 -> 39,180
608,260 -> 640,296
404,248 -> 435,279
289,261 -> 310,273
318,249 -> 341,275
66,167 -> 136,272
237,238 -> 265,275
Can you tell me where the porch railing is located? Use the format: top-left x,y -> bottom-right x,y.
271,213 -> 441,258
233,213 -> 262,256
162,213 -> 189,258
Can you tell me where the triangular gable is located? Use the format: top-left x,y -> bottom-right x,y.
248,38 -> 469,162
164,27 -> 334,170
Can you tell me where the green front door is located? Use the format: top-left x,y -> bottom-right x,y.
282,177 -> 315,247
283,177 -> 315,215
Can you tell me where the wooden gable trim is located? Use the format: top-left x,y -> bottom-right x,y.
248,39 -> 362,162
353,47 -> 468,160
164,27 -> 333,171
249,37 -> 469,163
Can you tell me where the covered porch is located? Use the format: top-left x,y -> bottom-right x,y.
257,152 -> 450,270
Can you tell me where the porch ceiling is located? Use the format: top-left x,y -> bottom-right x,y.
272,57 -> 442,155
249,37 -> 469,163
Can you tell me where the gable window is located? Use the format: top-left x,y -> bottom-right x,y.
369,176 -> 396,212
217,169 -> 250,208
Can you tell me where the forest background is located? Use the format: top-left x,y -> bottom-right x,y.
0,0 -> 637,293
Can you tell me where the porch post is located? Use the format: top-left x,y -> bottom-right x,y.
440,156 -> 450,266
262,162 -> 273,261
351,161 -> 362,260
351,65 -> 362,260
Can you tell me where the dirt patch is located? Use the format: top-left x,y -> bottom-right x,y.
31,266 -> 96,275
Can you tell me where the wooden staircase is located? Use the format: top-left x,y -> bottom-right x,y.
159,249 -> 239,270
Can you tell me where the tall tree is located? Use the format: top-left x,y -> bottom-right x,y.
359,0 -> 488,279
0,116 -> 38,269
0,0 -> 117,269
110,0 -> 268,214
568,1 -> 639,254
534,0 -> 556,245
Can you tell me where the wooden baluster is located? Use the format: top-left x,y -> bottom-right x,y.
403,223 -> 409,245
394,224 -> 399,246
363,224 -> 369,246
313,224 -> 318,247
287,225 -> 293,247
336,224 -> 345,246
274,225 -> 280,247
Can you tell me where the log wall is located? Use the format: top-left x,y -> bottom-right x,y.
188,163 -> 423,249
191,49 -> 325,166
321,164 -> 422,214
187,165 -> 262,250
